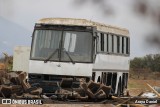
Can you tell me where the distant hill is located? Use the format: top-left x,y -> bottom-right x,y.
0,17 -> 31,57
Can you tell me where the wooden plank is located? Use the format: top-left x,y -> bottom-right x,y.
146,83 -> 160,97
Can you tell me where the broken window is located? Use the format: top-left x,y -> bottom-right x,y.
97,76 -> 101,83
106,73 -> 112,86
111,73 -> 117,93
123,73 -> 128,89
117,77 -> 122,95
122,73 -> 129,92
122,73 -> 125,93
92,72 -> 96,82
102,72 -> 107,85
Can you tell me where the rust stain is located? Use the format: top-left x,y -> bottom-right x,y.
37,18 -> 129,37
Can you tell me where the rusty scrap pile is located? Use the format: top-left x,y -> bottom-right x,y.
0,70 -> 42,98
0,70 -> 112,101
79,79 -> 111,100
55,78 -> 112,101
0,70 -> 160,107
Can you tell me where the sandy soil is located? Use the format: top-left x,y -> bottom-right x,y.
128,79 -> 160,96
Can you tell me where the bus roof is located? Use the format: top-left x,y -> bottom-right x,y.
37,18 -> 129,36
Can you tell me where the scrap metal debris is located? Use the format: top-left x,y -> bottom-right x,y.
0,70 -> 112,101
53,78 -> 112,102
0,70 -> 160,106
0,70 -> 42,99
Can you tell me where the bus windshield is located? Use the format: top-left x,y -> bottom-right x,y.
31,29 -> 93,63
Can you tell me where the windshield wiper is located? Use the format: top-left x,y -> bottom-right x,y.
44,48 -> 59,63
62,48 -> 75,64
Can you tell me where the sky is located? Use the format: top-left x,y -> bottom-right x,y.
0,0 -> 160,58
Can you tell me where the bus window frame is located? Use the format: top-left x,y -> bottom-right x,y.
30,25 -> 95,63
96,31 -> 130,56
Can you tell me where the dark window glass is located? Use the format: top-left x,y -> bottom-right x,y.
117,36 -> 120,53
126,38 -> 129,54
106,73 -> 112,86
112,35 -> 114,52
100,33 -> 104,51
122,37 -> 124,53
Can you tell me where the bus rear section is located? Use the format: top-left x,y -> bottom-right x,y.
92,32 -> 130,95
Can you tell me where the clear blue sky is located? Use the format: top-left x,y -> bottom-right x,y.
0,0 -> 160,58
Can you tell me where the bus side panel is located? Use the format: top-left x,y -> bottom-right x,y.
93,54 -> 129,95
93,54 -> 129,71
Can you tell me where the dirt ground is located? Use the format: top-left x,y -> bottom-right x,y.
128,79 -> 160,96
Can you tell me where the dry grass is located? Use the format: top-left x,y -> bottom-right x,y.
0,63 -> 5,70
128,79 -> 160,96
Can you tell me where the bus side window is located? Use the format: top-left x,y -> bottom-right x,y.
98,33 -> 108,53
112,35 -> 114,53
122,37 -> 124,54
124,37 -> 127,54
97,33 -> 101,52
104,34 -> 108,52
96,33 -> 129,55
117,36 -> 120,53
108,34 -> 112,53
119,36 -> 122,54
126,37 -> 129,54
113,35 -> 117,53
100,33 -> 104,52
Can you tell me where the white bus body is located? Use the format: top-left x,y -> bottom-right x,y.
14,18 -> 130,95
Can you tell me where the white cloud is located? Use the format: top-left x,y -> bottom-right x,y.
2,41 -> 10,46
2,41 -> 8,44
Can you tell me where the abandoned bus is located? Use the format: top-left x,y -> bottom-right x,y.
29,18 -> 130,95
